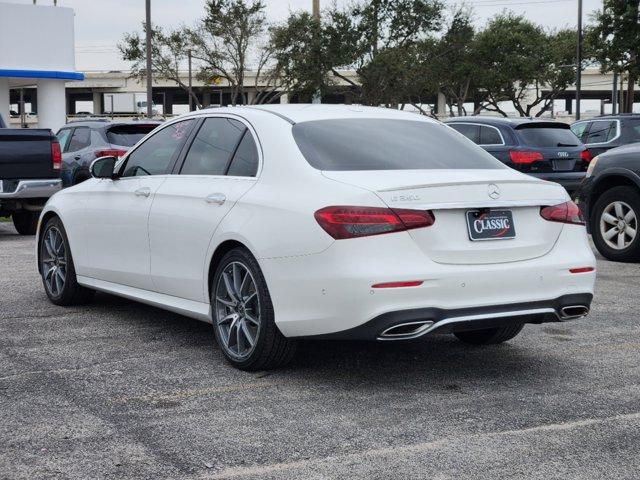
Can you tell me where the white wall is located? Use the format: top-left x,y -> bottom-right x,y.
0,3 -> 76,72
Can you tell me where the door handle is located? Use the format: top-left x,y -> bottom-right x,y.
74,155 -> 81,160
134,187 -> 151,198
205,193 -> 226,205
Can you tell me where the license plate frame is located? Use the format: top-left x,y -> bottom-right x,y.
466,210 -> 516,241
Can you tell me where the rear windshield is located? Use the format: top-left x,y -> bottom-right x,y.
106,124 -> 159,147
516,125 -> 580,148
292,119 -> 504,171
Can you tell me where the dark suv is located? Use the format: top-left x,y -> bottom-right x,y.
56,119 -> 161,187
571,114 -> 640,157
446,117 -> 590,194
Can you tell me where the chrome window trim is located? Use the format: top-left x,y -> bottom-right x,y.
448,122 -> 506,146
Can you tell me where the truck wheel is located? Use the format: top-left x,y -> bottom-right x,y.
591,186 -> 640,262
39,216 -> 95,305
454,324 -> 524,345
12,210 -> 39,235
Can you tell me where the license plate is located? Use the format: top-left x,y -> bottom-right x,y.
552,159 -> 574,171
466,210 -> 516,241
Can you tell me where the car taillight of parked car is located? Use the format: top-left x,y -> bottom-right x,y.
95,149 -> 127,158
509,150 -> 544,164
540,201 -> 585,226
51,140 -> 62,170
314,206 -> 435,239
580,150 -> 592,162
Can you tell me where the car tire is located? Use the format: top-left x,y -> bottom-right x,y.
12,210 -> 39,235
39,216 -> 95,306
211,247 -> 297,371
591,186 -> 640,262
454,324 -> 524,345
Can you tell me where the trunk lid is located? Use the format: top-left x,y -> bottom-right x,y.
322,169 -> 568,265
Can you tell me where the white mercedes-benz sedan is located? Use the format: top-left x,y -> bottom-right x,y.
37,105 -> 596,370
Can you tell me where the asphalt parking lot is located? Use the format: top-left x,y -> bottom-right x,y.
1,221 -> 640,479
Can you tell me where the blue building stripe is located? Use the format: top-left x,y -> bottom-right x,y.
0,69 -> 84,81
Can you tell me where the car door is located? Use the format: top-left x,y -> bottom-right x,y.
583,119 -> 620,156
62,127 -> 92,185
148,116 -> 260,302
76,119 -> 196,291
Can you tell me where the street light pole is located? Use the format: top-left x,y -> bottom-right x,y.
145,0 -> 153,118
188,49 -> 193,111
575,0 -> 583,120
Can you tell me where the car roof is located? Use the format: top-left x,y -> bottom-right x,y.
445,116 -> 563,128
63,119 -> 163,128
192,104 -> 441,125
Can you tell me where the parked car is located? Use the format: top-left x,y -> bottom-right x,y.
575,142 -> 640,262
0,114 -> 62,235
571,114 -> 640,157
37,105 -> 595,370
446,117 -> 591,194
56,120 -> 161,187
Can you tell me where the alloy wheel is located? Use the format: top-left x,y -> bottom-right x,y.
214,261 -> 261,360
42,226 -> 67,296
600,201 -> 637,250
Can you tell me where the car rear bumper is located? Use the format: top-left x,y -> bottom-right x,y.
260,224 -> 596,338
0,179 -> 62,199
527,172 -> 586,194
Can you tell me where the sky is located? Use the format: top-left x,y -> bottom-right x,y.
9,0 -> 603,71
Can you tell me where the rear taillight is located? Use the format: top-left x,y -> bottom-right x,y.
580,149 -> 592,162
314,206 -> 435,240
509,150 -> 544,164
540,201 -> 585,225
95,149 -> 127,158
51,140 -> 62,170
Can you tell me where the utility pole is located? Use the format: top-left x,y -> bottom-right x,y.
145,0 -> 153,118
312,0 -> 321,104
188,49 -> 193,111
575,0 -> 583,120
612,71 -> 618,115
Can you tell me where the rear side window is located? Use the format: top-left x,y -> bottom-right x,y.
56,128 -> 73,151
67,127 -> 91,152
585,120 -> 618,144
293,119 -> 503,171
227,131 -> 259,177
516,126 -> 580,147
181,118 -> 245,176
479,126 -> 503,145
106,124 -> 158,147
449,123 -> 479,143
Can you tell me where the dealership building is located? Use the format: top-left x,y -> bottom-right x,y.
0,2 -> 83,131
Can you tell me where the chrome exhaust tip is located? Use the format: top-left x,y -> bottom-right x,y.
559,305 -> 589,320
378,320 -> 434,340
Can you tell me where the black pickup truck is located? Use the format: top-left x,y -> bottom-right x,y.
0,114 -> 62,235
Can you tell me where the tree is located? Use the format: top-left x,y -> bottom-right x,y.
586,0 -> 640,113
119,25 -> 202,109
474,13 -> 576,117
188,0 -> 278,105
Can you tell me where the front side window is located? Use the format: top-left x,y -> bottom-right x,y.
585,120 -> 618,144
181,118 -> 246,176
121,119 -> 194,177
449,123 -> 479,144
67,127 -> 91,152
56,128 -> 73,152
293,119 -> 503,170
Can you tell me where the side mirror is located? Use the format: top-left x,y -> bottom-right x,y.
90,156 -> 117,179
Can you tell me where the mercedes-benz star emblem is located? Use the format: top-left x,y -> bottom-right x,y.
487,184 -> 500,199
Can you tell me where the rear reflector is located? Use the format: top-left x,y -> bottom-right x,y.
580,149 -> 592,162
51,140 -> 61,170
540,201 -> 585,225
569,267 -> 594,274
95,149 -> 127,158
372,281 -> 423,288
509,150 -> 544,164
314,206 -> 435,239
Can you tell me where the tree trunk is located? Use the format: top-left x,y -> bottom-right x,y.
626,58 -> 636,113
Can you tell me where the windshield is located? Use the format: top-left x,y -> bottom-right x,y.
106,124 -> 158,147
516,126 -> 581,147
292,119 -> 504,171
